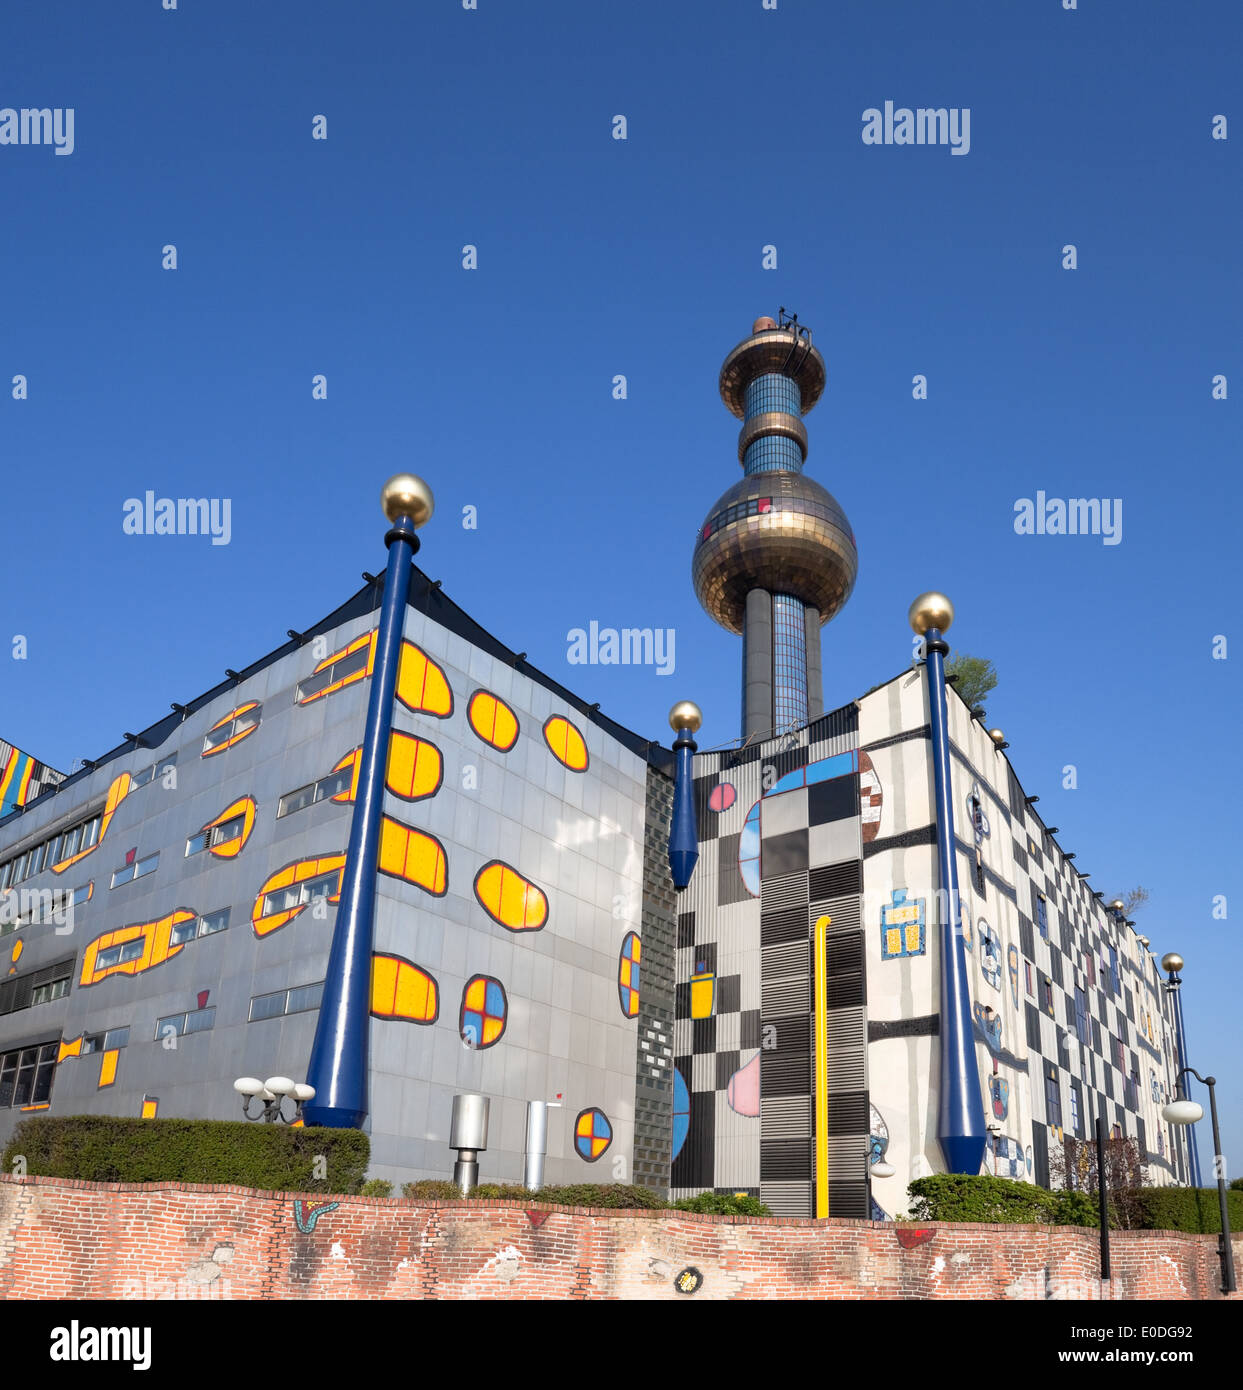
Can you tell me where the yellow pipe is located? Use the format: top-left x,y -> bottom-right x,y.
814,913 -> 831,1218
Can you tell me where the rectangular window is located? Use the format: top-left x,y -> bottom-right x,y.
199,907 -> 230,936
155,1014 -> 183,1039
104,1027 -> 130,1050
1074,986 -> 1089,1044
259,870 -> 339,921
1024,961 -> 1034,997
0,1042 -> 57,1108
249,991 -> 287,1022
111,851 -> 160,886
183,1007 -> 215,1035
249,979 -> 324,1021
1045,1067 -> 1062,1129
278,784 -> 316,818
316,768 -> 351,802
1108,945 -> 1119,996
1085,951 -> 1096,987
1036,894 -> 1049,939
1069,1082 -> 1082,1138
287,981 -> 324,1014
31,975 -> 70,1006
1042,976 -> 1054,1015
169,916 -> 198,945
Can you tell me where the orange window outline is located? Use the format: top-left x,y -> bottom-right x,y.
543,715 -> 589,772
377,818 -> 448,897
370,952 -> 439,1024
50,772 -> 131,875
250,855 -> 347,937
197,796 -> 257,860
396,641 -> 454,718
79,909 -> 196,987
298,632 -> 376,706
466,690 -> 520,753
201,702 -> 262,758
473,859 -> 548,932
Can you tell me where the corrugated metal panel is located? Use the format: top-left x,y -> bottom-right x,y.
763,976 -> 810,1015
761,1180 -> 812,1217
762,873 -> 806,912
811,894 -> 860,934
761,941 -> 807,979
761,1095 -> 811,1139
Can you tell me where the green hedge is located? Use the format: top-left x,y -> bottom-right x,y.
1126,1186 -> 1243,1234
399,1180 -> 767,1214
907,1174 -> 1101,1226
3,1115 -> 369,1194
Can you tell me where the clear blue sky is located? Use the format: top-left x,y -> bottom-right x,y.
3,2 -> 1240,1165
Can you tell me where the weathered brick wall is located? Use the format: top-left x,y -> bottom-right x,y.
0,1174 -> 1238,1300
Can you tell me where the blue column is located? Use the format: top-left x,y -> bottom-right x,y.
668,726 -> 699,890
303,515 -> 419,1128
925,627 -> 987,1174
1169,976 -> 1203,1186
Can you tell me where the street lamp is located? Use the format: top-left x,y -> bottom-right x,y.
1163,1067 -> 1236,1294
1161,951 -> 1203,1186
234,1075 -> 316,1124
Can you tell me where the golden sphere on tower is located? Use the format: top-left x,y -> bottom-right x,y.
752,315 -> 778,333
668,700 -> 703,735
1109,898 -> 1126,912
1161,952 -> 1184,974
988,728 -> 1005,746
381,473 -> 435,528
908,591 -> 955,635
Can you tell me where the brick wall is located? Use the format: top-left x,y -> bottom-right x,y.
0,1174 -> 1238,1300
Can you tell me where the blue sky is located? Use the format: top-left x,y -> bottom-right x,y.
3,2 -> 1240,1163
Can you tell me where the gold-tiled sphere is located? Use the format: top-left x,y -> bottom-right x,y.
988,728 -> 1005,746
719,327 -> 827,419
692,472 -> 857,634
1109,898 -> 1126,912
1161,952 -> 1184,974
908,591 -> 955,635
668,700 -> 703,734
381,473 -> 434,527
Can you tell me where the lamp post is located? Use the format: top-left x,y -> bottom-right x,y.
303,474 -> 434,1129
1161,952 -> 1203,1187
234,1075 -> 316,1124
909,592 -> 986,1175
1164,1068 -> 1236,1294
667,701 -> 702,890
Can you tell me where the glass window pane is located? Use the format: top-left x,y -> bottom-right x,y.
297,670 -> 331,702
334,649 -> 368,681
234,707 -> 260,733
249,992 -> 286,1022
287,981 -> 324,1014
155,1015 -> 183,1039
186,831 -> 210,855
278,786 -> 315,818
60,827 -> 82,861
104,1027 -> 129,1050
184,1007 -> 215,1034
135,854 -> 158,878
199,908 -> 229,936
169,918 -> 198,945
316,769 -> 351,802
32,1061 -> 55,1103
211,817 -> 244,846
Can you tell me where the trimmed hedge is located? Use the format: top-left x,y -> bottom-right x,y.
399,1180 -> 765,1214
3,1115 -> 369,1194
907,1174 -> 1101,1227
1126,1186 -> 1243,1235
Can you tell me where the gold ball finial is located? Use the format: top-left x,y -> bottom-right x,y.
1161,952 -> 1184,974
669,700 -> 702,735
752,316 -> 777,333
381,473 -> 434,528
908,591 -> 954,635
1109,898 -> 1126,913
988,728 -> 1005,746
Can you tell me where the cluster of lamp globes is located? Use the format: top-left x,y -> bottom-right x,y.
233,1075 -> 315,1123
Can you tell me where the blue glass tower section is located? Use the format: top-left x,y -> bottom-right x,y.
744,374 -> 810,729
693,315 -> 857,741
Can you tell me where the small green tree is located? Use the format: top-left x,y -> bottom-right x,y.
945,653 -> 998,710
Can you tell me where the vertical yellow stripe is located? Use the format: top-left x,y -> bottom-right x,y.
814,913 -> 831,1219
